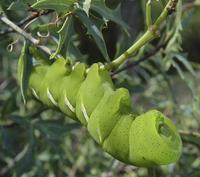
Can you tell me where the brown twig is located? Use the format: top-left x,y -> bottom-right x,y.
0,15 -> 40,44
0,10 -> 54,36
0,14 -> 51,54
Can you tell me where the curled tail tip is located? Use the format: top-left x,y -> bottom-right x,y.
129,109 -> 182,166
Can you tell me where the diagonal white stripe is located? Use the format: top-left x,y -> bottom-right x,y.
31,88 -> 39,99
64,94 -> 75,113
81,103 -> 89,122
47,88 -> 58,106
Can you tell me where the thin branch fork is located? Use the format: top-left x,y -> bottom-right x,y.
0,10 -> 53,36
0,0 -> 179,65
112,0 -> 197,75
106,0 -> 179,71
0,14 -> 51,55
111,41 -> 168,76
0,15 -> 39,45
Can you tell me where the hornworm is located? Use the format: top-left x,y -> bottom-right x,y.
27,58 -> 182,167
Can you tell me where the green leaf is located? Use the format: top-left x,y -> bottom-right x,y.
1,89 -> 18,117
32,23 -> 59,34
17,41 -> 32,104
75,9 -> 110,61
9,115 -> 30,127
180,131 -> 200,148
91,0 -> 129,34
2,127 -> 18,153
171,60 -> 185,80
29,46 -> 51,65
67,41 -> 87,61
51,16 -> 74,59
32,0 -> 75,13
174,53 -> 196,76
80,0 -> 92,15
15,145 -> 35,177
90,14 -> 105,31
35,120 -> 80,140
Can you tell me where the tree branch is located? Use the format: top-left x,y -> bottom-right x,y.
112,40 -> 168,76
0,10 -> 53,36
112,0 -> 199,75
106,0 -> 179,71
0,15 -> 39,44
0,14 -> 51,55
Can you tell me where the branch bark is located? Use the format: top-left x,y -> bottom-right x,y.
111,42 -> 166,76
0,14 -> 51,55
0,10 -> 53,36
106,0 -> 179,71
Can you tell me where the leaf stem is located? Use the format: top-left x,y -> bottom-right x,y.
146,0 -> 153,28
106,0 -> 178,71
108,30 -> 157,70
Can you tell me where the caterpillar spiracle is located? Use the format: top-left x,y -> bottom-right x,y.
26,57 -> 182,167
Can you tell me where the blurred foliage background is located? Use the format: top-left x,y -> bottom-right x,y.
0,0 -> 200,177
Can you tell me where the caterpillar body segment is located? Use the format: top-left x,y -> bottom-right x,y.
56,62 -> 86,120
75,64 -> 114,125
102,114 -> 134,164
87,85 -> 132,144
29,65 -> 49,102
27,58 -> 182,167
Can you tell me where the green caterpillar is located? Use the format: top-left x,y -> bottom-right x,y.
27,57 -> 182,167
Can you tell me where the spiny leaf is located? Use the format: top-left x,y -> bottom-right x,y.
67,41 -> 87,61
90,14 -> 105,31
75,9 -> 110,61
18,41 -> 32,104
51,16 -> 74,59
91,0 -> 129,34
32,0 -> 76,13
79,0 -> 92,15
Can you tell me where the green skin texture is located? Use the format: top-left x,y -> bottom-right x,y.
28,58 -> 182,167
